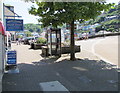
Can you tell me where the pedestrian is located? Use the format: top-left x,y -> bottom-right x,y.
18,38 -> 21,45
16,38 -> 19,45
8,39 -> 11,47
85,33 -> 88,40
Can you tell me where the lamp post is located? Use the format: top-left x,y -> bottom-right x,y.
102,25 -> 105,37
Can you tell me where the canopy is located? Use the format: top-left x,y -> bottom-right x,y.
0,21 -> 5,35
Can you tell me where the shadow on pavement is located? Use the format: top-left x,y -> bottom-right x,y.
2,57 -> 118,92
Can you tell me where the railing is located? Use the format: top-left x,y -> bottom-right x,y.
88,32 -> 120,39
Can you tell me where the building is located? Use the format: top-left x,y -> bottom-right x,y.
4,5 -> 22,41
0,3 -> 23,92
0,0 -> 4,92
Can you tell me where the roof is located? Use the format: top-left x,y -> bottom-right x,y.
4,5 -> 21,18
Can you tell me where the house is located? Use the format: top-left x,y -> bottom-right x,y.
4,5 -> 22,41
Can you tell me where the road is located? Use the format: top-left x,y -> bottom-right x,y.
75,36 -> 119,67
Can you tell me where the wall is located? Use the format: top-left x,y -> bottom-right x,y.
0,0 -> 4,92
0,33 -> 3,93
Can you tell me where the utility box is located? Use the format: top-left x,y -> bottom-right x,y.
41,46 -> 49,57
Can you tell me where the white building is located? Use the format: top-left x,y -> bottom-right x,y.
0,0 -> 4,92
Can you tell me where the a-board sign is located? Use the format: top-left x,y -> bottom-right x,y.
6,19 -> 23,31
7,50 -> 16,64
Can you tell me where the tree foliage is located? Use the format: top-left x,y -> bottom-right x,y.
24,23 -> 42,33
88,3 -> 119,23
104,19 -> 120,25
29,2 -> 113,27
24,31 -> 32,37
102,3 -> 120,31
87,3 -> 119,32
36,37 -> 47,44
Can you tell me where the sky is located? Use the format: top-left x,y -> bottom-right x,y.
4,0 -> 119,24
4,0 -> 39,24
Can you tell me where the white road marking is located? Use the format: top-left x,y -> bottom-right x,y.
92,38 -> 118,68
76,37 -> 118,68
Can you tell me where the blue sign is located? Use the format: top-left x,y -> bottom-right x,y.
6,19 -> 23,31
7,51 -> 17,64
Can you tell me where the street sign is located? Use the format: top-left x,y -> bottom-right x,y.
6,19 -> 23,31
7,50 -> 17,64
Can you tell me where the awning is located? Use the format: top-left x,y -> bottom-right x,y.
0,21 -> 5,35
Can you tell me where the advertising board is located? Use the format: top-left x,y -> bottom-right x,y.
7,50 -> 16,65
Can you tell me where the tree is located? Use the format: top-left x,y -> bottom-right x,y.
24,23 -> 42,33
29,2 -> 113,60
24,31 -> 32,37
89,3 -> 119,32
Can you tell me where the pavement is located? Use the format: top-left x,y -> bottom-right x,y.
2,37 -> 119,92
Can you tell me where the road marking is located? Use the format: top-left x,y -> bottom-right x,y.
92,38 -> 118,68
76,37 -> 118,68
39,81 -> 69,92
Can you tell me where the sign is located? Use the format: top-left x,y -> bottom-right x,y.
6,19 -> 23,31
0,21 -> 5,35
7,50 -> 16,64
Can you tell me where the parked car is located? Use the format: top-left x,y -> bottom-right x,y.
23,37 -> 39,45
77,33 -> 88,40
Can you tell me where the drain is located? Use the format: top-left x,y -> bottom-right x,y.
39,81 -> 69,92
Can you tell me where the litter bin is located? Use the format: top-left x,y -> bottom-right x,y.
30,43 -> 34,49
41,46 -> 48,57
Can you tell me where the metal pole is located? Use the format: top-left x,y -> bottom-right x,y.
102,25 -> 104,38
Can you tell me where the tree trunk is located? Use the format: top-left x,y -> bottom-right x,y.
70,20 -> 75,61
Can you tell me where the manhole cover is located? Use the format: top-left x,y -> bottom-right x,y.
39,81 -> 69,92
